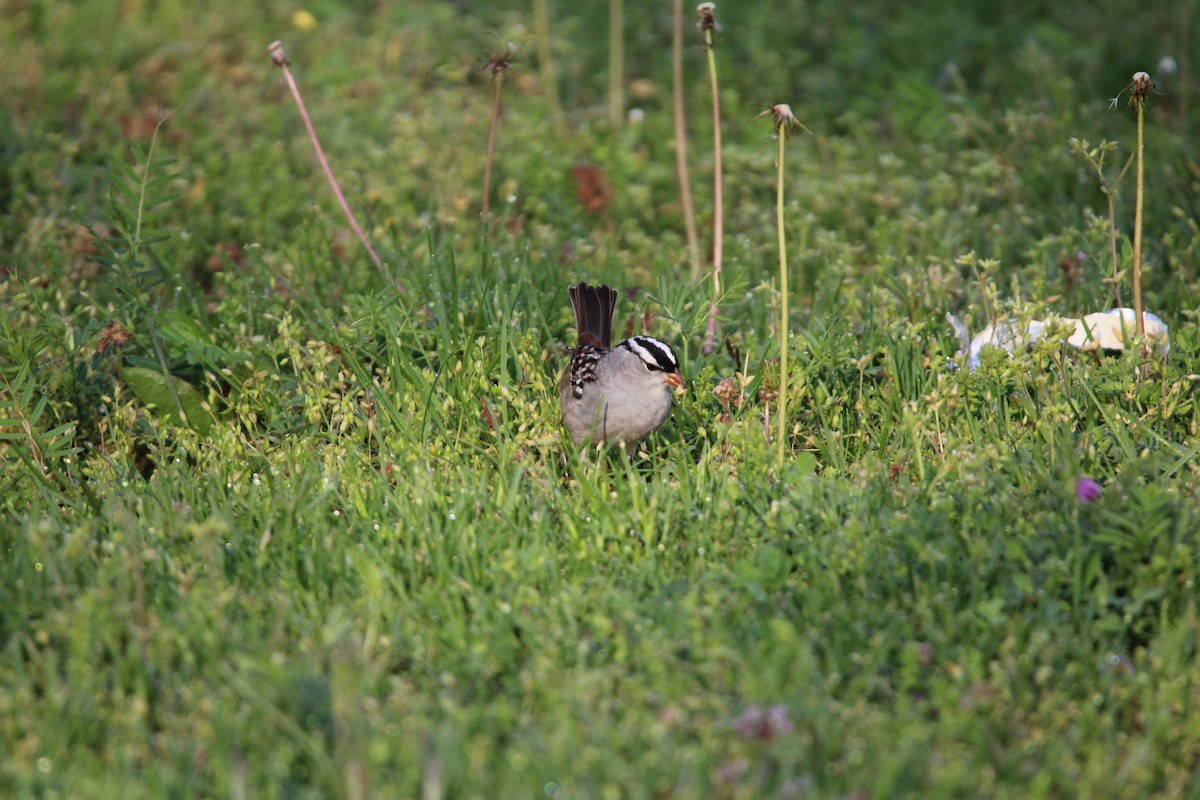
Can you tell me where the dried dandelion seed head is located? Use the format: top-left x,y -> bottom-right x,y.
756,103 -> 806,139
268,40 -> 289,67
697,3 -> 717,34
770,103 -> 797,127
1124,70 -> 1155,110
483,43 -> 517,76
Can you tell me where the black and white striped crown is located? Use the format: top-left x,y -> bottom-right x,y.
619,336 -> 679,374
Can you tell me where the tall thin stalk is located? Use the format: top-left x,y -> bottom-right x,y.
760,104 -> 801,465
482,75 -> 504,221
532,0 -> 567,137
1129,71 -> 1151,343
774,123 -> 789,463
1180,6 -> 1191,124
672,0 -> 702,278
481,47 -> 515,224
269,41 -> 395,290
698,3 -> 722,349
1068,138 -> 1133,311
1103,154 -> 1134,310
608,0 -> 624,128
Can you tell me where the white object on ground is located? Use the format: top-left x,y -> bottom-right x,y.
947,307 -> 1169,370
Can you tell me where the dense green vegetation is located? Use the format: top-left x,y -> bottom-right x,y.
2,1 -> 1198,797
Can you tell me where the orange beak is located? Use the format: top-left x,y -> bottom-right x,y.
663,370 -> 686,392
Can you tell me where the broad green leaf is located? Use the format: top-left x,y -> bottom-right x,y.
121,366 -> 216,435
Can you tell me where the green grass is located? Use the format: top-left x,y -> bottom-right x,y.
3,1 -> 1200,797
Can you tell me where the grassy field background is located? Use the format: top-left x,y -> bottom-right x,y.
3,0 -> 1200,797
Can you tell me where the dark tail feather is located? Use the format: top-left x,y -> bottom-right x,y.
568,282 -> 618,348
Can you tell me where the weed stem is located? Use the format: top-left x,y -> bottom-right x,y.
672,0 -> 702,279
1131,78 -> 1148,342
699,3 -> 723,350
775,118 -> 789,465
483,70 -> 504,221
268,41 -> 395,290
1104,179 -> 1124,310
760,103 -> 801,464
533,0 -> 567,137
608,0 -> 624,128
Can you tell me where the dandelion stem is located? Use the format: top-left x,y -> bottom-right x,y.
268,41 -> 395,290
1132,96 -> 1146,342
775,122 -> 789,466
701,9 -> 723,350
672,0 -> 702,279
483,69 -> 504,221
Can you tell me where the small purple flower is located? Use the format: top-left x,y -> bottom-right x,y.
1076,477 -> 1102,504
